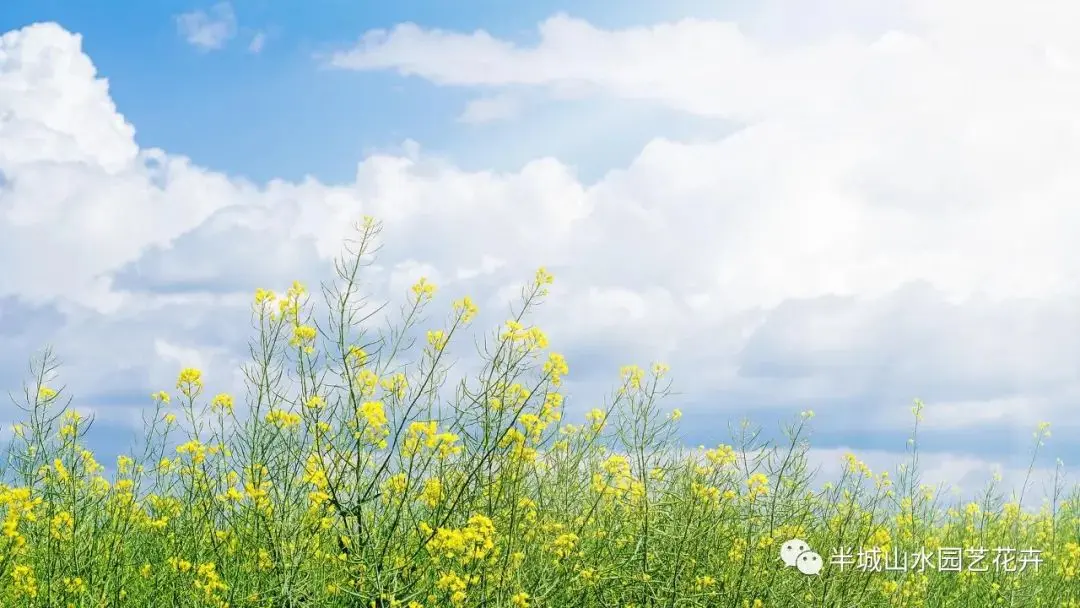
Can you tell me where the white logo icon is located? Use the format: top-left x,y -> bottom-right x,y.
780,539 -> 822,575
797,550 -> 824,575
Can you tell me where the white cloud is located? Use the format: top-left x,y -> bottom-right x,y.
804,447 -> 1074,506
175,2 -> 237,51
456,255 -> 506,280
329,3 -> 1080,126
5,4 -> 1080,479
248,31 -> 266,54
458,93 -> 522,124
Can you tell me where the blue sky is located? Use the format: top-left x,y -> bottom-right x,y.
0,0 -> 742,184
2,0 -> 1080,499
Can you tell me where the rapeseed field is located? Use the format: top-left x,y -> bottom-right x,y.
1,217 -> 1078,607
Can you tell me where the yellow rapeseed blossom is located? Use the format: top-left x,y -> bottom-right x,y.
291,324 -> 318,353
383,473 -> 409,497
411,277 -> 437,303
355,369 -> 379,397
50,510 -> 74,541
381,373 -> 408,400
452,296 -> 479,323
693,575 -> 716,591
210,393 -> 234,413
544,353 -> 569,386
585,409 -> 607,433
534,267 -> 555,293
705,444 -> 737,468
254,287 -> 276,307
427,329 -> 449,351
176,440 -> 208,465
619,365 -> 645,390
420,477 -> 444,508
176,368 -> 204,398
747,473 -> 769,498
11,564 -> 38,598
266,409 -> 302,430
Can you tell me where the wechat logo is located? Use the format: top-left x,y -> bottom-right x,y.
780,539 -> 823,575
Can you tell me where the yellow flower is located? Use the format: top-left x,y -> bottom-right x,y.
37,386 -> 58,401
585,409 -> 607,433
53,458 -> 70,482
210,393 -> 234,413
176,368 -> 204,398
290,324 -> 318,353
411,277 -> 437,302
427,329 -> 449,351
12,564 -> 38,598
355,369 -> 379,396
747,473 -> 769,498
619,365 -> 645,390
63,576 -> 86,594
50,511 -> 74,541
176,440 -> 208,465
535,267 -> 555,290
550,533 -> 579,559
265,409 -> 302,430
254,287 -> 276,306
380,373 -> 408,400
346,345 -> 369,367
1035,421 -> 1052,444
694,575 -> 716,591
382,473 -> 408,496
705,444 -> 737,468
544,353 -> 569,386
452,296 -> 479,323
420,477 -> 444,508
167,557 -> 190,573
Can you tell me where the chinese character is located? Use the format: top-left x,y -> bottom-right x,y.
829,547 -> 855,572
858,547 -> 884,572
1018,549 -> 1042,573
910,547 -> 935,573
884,546 -> 908,572
965,547 -> 989,572
993,547 -> 1017,573
937,547 -> 963,572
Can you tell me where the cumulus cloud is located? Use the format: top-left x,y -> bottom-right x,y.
175,2 -> 237,51
326,1 -> 1080,424
3,3 -> 1080,497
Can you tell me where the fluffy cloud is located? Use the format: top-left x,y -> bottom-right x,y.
3,3 -> 1080,500
328,1 -> 1080,425
175,2 -> 237,51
